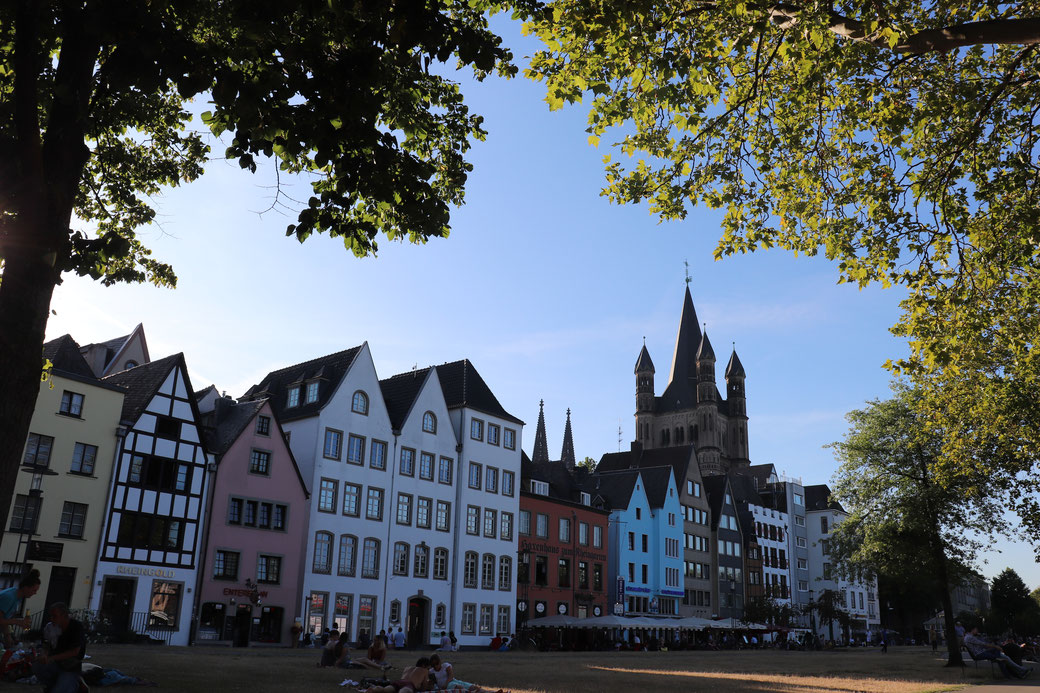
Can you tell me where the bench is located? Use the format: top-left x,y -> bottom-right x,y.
966,648 -> 1001,677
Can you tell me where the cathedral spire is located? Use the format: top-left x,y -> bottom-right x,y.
561,408 -> 575,469
668,286 -> 703,388
532,399 -> 549,463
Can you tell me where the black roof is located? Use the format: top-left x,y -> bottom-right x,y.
379,368 -> 433,431
696,331 -> 716,361
582,470 -> 639,512
704,475 -> 731,531
43,335 -> 97,379
242,345 -> 364,422
200,398 -> 267,456
805,484 -> 845,513
598,443 -> 696,492
634,344 -> 655,374
434,360 -> 522,424
725,349 -> 746,379
102,353 -> 185,424
523,456 -> 583,502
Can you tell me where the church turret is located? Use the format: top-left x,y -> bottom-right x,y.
533,399 -> 549,463
695,331 -> 717,403
695,331 -> 722,474
561,408 -> 575,470
726,349 -> 749,462
635,342 -> 655,444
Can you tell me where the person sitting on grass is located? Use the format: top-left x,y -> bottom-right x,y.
356,634 -> 392,670
319,629 -> 341,667
427,654 -> 503,693
362,656 -> 430,693
31,603 -> 85,693
965,626 -> 1032,679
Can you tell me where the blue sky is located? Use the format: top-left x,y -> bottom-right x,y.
43,17 -> 1037,590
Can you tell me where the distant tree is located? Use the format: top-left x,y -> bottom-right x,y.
575,456 -> 597,472
1032,586 -> 1040,609
811,589 -> 848,644
991,568 -> 1040,634
828,384 -> 1012,666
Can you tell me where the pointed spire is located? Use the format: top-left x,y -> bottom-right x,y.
696,330 -> 716,361
634,341 -> 655,373
561,408 -> 575,469
532,399 -> 550,463
725,348 -> 746,378
668,286 -> 702,387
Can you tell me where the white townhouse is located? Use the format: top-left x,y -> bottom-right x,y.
731,473 -> 793,607
805,484 -> 880,643
91,354 -> 211,646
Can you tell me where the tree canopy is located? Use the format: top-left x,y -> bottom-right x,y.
515,0 -> 1040,529
0,0 -> 526,551
990,567 -> 1040,634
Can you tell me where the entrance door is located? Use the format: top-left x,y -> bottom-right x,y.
233,605 -> 252,647
406,598 -> 428,649
100,577 -> 135,634
44,567 -> 76,609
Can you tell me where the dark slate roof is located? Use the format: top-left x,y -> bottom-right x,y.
241,345 -> 363,422
102,353 -> 184,424
379,368 -> 433,431
43,335 -> 96,379
526,459 -> 578,500
805,484 -> 845,513
598,444 -> 695,491
639,465 -> 675,508
582,470 -> 639,512
696,331 -> 715,361
729,472 -> 764,509
668,286 -> 702,388
434,359 -> 522,424
195,384 -> 218,402
200,398 -> 266,456
725,349 -> 745,379
742,464 -> 776,491
704,475 -> 730,530
634,344 -> 655,374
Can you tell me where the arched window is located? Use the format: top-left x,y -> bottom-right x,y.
352,390 -> 369,415
393,542 -> 410,576
464,551 -> 478,588
125,360 -> 138,370
313,531 -> 332,574
338,535 -> 357,576
498,556 -> 512,591
433,548 -> 449,580
389,599 -> 401,624
414,544 -> 429,578
481,553 -> 495,590
362,538 -> 380,579
435,603 -> 447,628
422,411 -> 436,433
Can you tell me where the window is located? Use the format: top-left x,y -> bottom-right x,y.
10,494 -> 40,533
400,448 -> 416,476
323,429 -> 342,460
343,483 -> 361,516
257,555 -> 281,584
115,512 -> 182,550
370,440 -> 387,470
536,513 -> 548,538
797,558 -> 808,570
504,428 -> 516,450
497,606 -> 510,635
436,501 -> 450,531
530,480 -> 549,495
347,435 -> 366,465
793,493 -> 804,506
464,552 -> 478,588
500,512 -> 513,541
393,542 -> 410,576
519,510 -> 530,535
499,557 -> 512,591
470,418 -> 484,441
358,596 -> 376,638
594,564 -> 603,591
256,415 -> 271,435
305,381 -> 319,404
481,554 -> 495,589
487,424 -> 500,446
468,462 -> 482,489
502,471 -> 515,497
485,467 -> 498,493
820,516 -> 829,534
642,534 -> 648,552
213,550 -> 240,579
558,558 -> 571,587
416,497 -> 432,528
796,536 -> 807,548
414,545 -> 429,578
318,479 -> 337,512
419,452 -> 434,480
593,525 -> 603,548
578,561 -> 589,589
518,554 -> 530,584
422,411 -> 436,433
433,548 -> 449,580
124,360 -> 138,369
259,503 -> 272,528
795,515 -> 806,527
362,539 -> 381,578
467,506 -> 480,535
559,518 -> 571,543
250,449 -> 271,475
23,433 -> 54,467
59,391 -> 84,417
484,509 -> 497,538
580,492 -> 591,505
227,498 -> 242,525
438,457 -> 452,485
70,443 -> 97,475
479,605 -> 493,635
245,502 -> 258,527
535,556 -> 548,586
58,502 -> 87,538
313,532 -> 333,573
352,391 -> 369,415
338,535 -> 357,576
462,604 -> 476,634
635,508 -> 642,520
366,488 -> 384,520
397,493 -> 413,525
287,386 -> 300,408
273,504 -> 287,530
628,532 -> 635,551
148,580 -> 181,627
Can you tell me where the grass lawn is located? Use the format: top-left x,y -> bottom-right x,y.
81,644 -> 1005,692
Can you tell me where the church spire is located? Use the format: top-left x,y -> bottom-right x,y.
561,408 -> 575,469
668,286 -> 703,390
532,399 -> 549,463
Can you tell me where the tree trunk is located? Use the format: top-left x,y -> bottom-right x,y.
934,542 -> 965,667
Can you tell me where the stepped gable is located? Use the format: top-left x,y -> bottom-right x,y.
434,359 -> 522,424
43,334 -> 96,379
805,484 -> 845,513
380,367 -> 434,431
241,345 -> 363,422
102,353 -> 185,423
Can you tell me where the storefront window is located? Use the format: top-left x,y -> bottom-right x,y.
255,606 -> 283,643
334,594 -> 353,639
309,591 -> 327,634
149,580 -> 182,628
358,596 -> 376,642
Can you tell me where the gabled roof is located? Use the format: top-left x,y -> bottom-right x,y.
379,367 -> 436,431
597,444 -> 696,492
742,463 -> 777,491
634,344 -> 655,374
79,323 -> 150,376
43,335 -> 96,379
805,484 -> 845,513
101,353 -> 185,424
582,470 -> 639,512
434,359 -> 522,424
704,475 -> 731,530
639,466 -> 675,508
200,398 -> 266,456
241,345 -> 364,422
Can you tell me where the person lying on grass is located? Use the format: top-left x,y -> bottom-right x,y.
427,654 -> 503,693
362,656 -> 430,693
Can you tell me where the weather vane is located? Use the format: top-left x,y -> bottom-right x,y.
684,259 -> 691,286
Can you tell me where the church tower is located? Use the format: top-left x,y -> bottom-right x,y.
726,349 -> 749,463
560,408 -> 575,470
695,331 -> 722,475
532,399 -> 549,463
634,342 -> 655,444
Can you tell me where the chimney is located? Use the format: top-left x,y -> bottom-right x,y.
629,440 -> 643,468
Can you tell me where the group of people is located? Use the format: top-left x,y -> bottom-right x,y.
361,653 -> 501,693
0,570 -> 87,693
319,632 -> 394,670
961,623 -> 1036,679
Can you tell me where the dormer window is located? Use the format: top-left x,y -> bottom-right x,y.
580,492 -> 591,506
352,391 -> 369,415
530,480 -> 549,496
422,411 -> 436,434
124,360 -> 138,370
305,381 -> 319,404
287,386 -> 300,408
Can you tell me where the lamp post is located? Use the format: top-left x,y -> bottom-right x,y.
808,589 -> 817,649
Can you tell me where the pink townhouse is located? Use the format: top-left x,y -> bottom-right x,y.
194,390 -> 309,646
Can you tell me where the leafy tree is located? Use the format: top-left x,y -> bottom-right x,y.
575,456 -> 597,472
809,589 -> 847,644
827,385 -> 1013,666
1032,586 -> 1040,609
990,567 -> 1040,634
513,0 -> 1040,531
743,595 -> 799,630
0,0 -> 525,551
